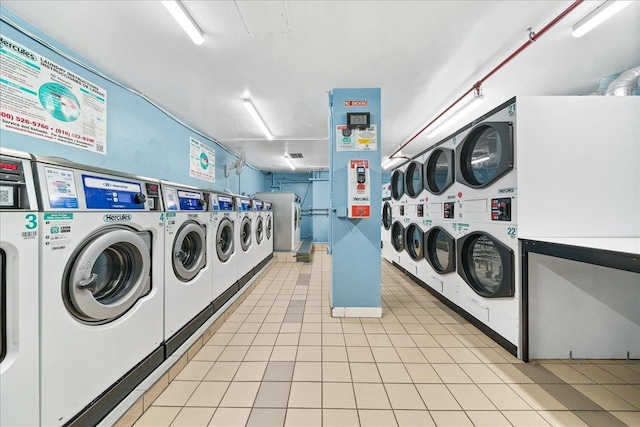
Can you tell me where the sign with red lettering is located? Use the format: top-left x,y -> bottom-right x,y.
344,100 -> 368,107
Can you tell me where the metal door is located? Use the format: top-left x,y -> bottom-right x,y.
424,148 -> 455,194
64,226 -> 152,324
172,221 -> 207,282
457,232 -> 514,298
391,221 -> 405,252
456,122 -> 513,188
240,216 -> 252,252
424,226 -> 456,273
216,218 -> 234,262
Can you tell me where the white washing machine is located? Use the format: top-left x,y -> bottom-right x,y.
261,201 -> 274,268
235,195 -> 254,288
161,181 -> 213,355
33,157 -> 165,426
381,183 -> 393,263
0,149 -> 39,427
210,192 -> 238,311
251,199 -> 265,270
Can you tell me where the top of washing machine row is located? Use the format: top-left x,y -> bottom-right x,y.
0,147 -> 38,212
210,191 -> 236,211
160,180 -> 210,212
30,155 -> 164,212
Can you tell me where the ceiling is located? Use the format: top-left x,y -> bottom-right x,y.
3,1 -> 639,172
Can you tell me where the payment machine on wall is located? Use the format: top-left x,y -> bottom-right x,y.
347,159 -> 371,218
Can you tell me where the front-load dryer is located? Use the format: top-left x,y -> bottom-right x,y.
161,181 -> 213,355
390,168 -> 404,202
210,192 -> 238,311
261,201 -> 274,268
381,183 -> 393,263
422,219 -> 461,306
235,196 -> 254,288
33,157 -> 164,426
0,149 -> 39,427
251,199 -> 265,271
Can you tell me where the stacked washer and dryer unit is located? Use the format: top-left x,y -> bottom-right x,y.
381,183 -> 393,262
389,98 -> 520,356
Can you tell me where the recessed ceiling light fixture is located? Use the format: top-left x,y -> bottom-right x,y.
572,0 -> 632,38
426,89 -> 484,139
243,98 -> 274,140
284,154 -> 296,170
162,1 -> 204,45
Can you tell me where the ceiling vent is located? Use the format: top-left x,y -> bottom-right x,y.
288,153 -> 304,159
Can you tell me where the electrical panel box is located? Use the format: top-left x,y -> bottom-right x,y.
347,159 -> 370,218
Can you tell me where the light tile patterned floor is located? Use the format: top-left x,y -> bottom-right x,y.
133,254 -> 640,426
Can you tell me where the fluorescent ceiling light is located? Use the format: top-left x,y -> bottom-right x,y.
572,0 -> 632,38
162,1 -> 204,45
243,98 -> 274,140
426,93 -> 484,139
470,155 -> 491,165
382,153 -> 403,170
284,154 -> 296,170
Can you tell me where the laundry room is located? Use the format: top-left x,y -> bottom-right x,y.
1,1 -> 639,427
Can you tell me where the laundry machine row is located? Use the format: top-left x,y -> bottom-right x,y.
388,97 -> 520,357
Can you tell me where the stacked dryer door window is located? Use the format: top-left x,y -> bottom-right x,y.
454,103 -> 519,350
403,160 -> 429,277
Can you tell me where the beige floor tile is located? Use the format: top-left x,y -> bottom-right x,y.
347,346 -> 375,363
465,410 -> 511,426
394,410 -> 436,427
383,324 -> 407,334
174,361 -> 214,381
275,333 -> 300,346
233,361 -> 268,381
237,323 -> 262,334
385,384 -> 426,410
423,324 -> 450,335
185,382 -> 229,407
359,409 -> 399,426
218,346 -> 250,362
431,364 -> 473,383
342,324 -> 365,334
229,333 -> 256,346
509,384 -> 566,410
403,324 -> 429,334
600,364 -> 640,384
433,335 -> 465,348
502,410 -> 550,426
322,409 -> 359,427
420,348 -> 454,364
372,347 -> 402,363
323,346 -> 348,362
344,334 -> 369,347
270,346 -> 298,361
537,411 -> 589,427
414,384 -> 461,410
204,361 -> 241,381
260,323 -> 282,333
322,334 -> 346,346
458,363 -> 503,384
354,383 -> 392,409
405,363 -> 442,383
488,363 -> 534,384
604,384 -> 640,408
444,348 -> 482,364
349,362 -> 382,383
296,346 -> 322,362
572,364 -> 627,384
540,363 -> 595,384
469,347 -> 510,364
395,348 -> 428,364
449,384 -> 497,410
134,406 -> 180,426
301,323 -> 322,333
377,363 -> 412,383
429,411 -> 473,426
363,324 -> 387,334
288,382 -> 322,408
611,411 -> 640,427
284,409 -> 322,427
323,362 -> 352,382
253,334 -> 278,346
208,408 -> 251,427
153,381 -> 199,407
388,334 -> 417,348
298,333 -> 322,346
573,384 -> 638,410
192,346 -> 225,362
208,333 -> 234,346
244,346 -> 274,361
367,334 -> 394,347
323,382 -> 357,409
323,324 -> 343,334
293,361 -> 322,382
219,382 -> 260,407
170,407 -> 215,426
478,384 -> 531,410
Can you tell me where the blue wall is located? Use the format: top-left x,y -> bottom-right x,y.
0,8 -> 265,194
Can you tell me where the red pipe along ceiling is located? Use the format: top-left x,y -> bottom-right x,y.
388,0 -> 586,160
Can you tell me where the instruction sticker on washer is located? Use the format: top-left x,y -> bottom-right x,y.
335,125 -> 378,151
43,214 -> 73,250
189,137 -> 215,183
44,167 -> 78,209
0,34 -> 108,154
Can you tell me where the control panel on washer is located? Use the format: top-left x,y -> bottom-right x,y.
163,186 -> 206,211
212,194 -> 235,212
253,200 -> 264,211
238,198 -> 251,212
0,155 -> 31,209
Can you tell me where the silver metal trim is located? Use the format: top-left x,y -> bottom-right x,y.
240,216 -> 252,252
172,221 -> 207,281
216,218 -> 234,262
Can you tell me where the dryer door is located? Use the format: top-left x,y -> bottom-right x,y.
390,170 -> 404,201
382,202 -> 392,230
65,227 -> 151,323
391,221 -> 405,252
457,232 -> 514,298
456,122 -> 513,188
424,226 -> 456,274
404,223 -> 423,260
424,148 -> 455,195
255,216 -> 264,245
266,216 -> 272,240
216,217 -> 234,262
173,221 -> 207,282
404,161 -> 423,198
240,216 -> 252,252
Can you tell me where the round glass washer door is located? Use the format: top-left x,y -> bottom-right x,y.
404,161 -> 423,198
390,170 -> 404,201
240,216 -> 252,252
64,226 -> 152,324
382,202 -> 392,230
456,231 -> 514,298
404,223 -> 423,260
391,221 -> 405,252
172,221 -> 207,282
424,148 -> 455,195
216,217 -> 235,262
266,216 -> 272,240
255,216 -> 264,244
456,122 -> 513,189
424,226 -> 455,274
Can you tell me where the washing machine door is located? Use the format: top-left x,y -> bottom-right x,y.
255,216 -> 264,244
382,202 -> 392,230
404,161 -> 423,198
216,217 -> 234,262
390,221 -> 405,252
456,122 -> 513,188
240,216 -> 252,252
266,216 -> 272,240
424,148 -> 455,195
457,232 -> 514,298
65,227 -> 152,324
424,226 -> 456,274
172,221 -> 207,282
404,223 -> 423,260
390,170 -> 404,201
